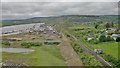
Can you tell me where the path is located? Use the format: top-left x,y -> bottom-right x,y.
58,34 -> 84,66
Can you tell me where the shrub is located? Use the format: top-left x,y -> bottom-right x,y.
21,42 -> 30,48
24,44 -> 31,48
93,38 -> 99,44
44,42 -> 60,45
106,36 -> 114,41
2,41 -> 11,46
116,37 -> 120,42
99,35 -> 106,42
84,36 -> 87,40
101,53 -> 120,68
71,42 -> 102,66
21,42 -> 43,48
98,24 -> 105,29
66,34 -> 70,37
87,30 -> 91,33
107,30 -> 114,35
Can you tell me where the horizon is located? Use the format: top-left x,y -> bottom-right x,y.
2,14 -> 119,21
2,2 -> 118,20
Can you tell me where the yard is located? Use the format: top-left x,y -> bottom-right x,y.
93,42 -> 118,59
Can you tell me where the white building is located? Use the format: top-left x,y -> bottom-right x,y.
111,34 -> 120,40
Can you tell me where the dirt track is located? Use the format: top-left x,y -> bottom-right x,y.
58,34 -> 84,66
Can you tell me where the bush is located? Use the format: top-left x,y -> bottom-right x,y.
44,42 -> 60,45
84,36 -> 87,40
21,42 -> 43,48
93,39 -> 99,44
21,42 -> 30,48
99,35 -> 106,42
72,43 -> 83,53
88,38 -> 99,44
106,36 -> 114,41
2,41 -> 11,46
116,37 -> 120,42
98,24 -> 105,29
107,30 -> 114,35
71,42 -> 102,66
101,53 -> 120,68
66,34 -> 70,37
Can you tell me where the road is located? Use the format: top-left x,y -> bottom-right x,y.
69,34 -> 113,67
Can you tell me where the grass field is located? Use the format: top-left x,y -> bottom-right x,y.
93,42 -> 118,59
2,45 -> 65,66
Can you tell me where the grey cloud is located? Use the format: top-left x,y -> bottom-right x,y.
2,2 -> 118,20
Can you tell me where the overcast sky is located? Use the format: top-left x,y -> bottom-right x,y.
1,2 -> 119,20
1,0 -> 120,2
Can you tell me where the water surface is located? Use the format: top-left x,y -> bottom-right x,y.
0,48 -> 34,53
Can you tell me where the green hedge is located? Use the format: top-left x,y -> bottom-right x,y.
2,41 -> 11,46
71,42 -> 102,66
101,53 -> 120,68
21,42 -> 43,48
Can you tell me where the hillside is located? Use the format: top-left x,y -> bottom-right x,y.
2,15 -> 118,27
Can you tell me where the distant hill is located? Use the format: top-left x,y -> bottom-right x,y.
2,15 -> 118,27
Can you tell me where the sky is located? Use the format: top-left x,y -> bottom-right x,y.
1,0 -> 120,2
1,0 -> 119,20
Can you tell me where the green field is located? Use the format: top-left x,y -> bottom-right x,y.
93,42 -> 118,59
2,45 -> 65,66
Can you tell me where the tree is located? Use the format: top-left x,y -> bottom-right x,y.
106,36 -> 114,41
99,35 -> 106,42
116,37 -> 120,42
21,42 -> 31,48
107,30 -> 114,35
111,22 -> 114,27
105,23 -> 110,29
95,24 -> 99,29
98,24 -> 105,29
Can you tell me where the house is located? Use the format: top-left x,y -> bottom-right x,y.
7,38 -> 22,41
107,28 -> 117,31
46,26 -> 53,31
31,37 -> 36,40
111,34 -> 120,40
39,27 -> 45,32
94,49 -> 103,54
87,37 -> 93,41
43,31 -> 47,34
